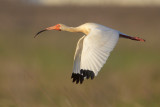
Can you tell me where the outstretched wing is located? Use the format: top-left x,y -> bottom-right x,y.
72,28 -> 119,84
73,36 -> 85,74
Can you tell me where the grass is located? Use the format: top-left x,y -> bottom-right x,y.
0,3 -> 160,107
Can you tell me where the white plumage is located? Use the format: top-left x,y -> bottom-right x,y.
76,23 -> 119,74
35,22 -> 145,84
71,23 -> 119,83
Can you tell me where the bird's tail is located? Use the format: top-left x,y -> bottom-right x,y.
119,34 -> 145,42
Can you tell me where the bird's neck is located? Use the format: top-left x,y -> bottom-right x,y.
64,27 -> 80,33
63,26 -> 90,35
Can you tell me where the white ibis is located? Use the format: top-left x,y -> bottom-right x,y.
35,23 -> 145,84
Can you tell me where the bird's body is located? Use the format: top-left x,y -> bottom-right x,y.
35,23 -> 145,84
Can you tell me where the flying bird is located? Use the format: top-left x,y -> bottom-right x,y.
35,23 -> 145,84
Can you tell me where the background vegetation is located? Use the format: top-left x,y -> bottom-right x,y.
0,2 -> 160,107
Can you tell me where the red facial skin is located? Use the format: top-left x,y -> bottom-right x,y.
46,24 -> 61,31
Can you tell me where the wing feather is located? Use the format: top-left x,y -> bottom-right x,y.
72,27 -> 119,84
72,36 -> 85,74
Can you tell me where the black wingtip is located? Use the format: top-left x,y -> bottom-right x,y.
71,69 -> 95,84
71,73 -> 84,84
81,69 -> 95,80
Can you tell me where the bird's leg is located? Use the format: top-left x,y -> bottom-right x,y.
119,34 -> 145,42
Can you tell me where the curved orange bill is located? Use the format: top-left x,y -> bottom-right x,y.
34,29 -> 47,38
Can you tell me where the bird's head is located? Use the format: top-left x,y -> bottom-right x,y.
34,24 -> 65,38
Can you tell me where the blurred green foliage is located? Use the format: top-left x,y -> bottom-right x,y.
0,2 -> 160,107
